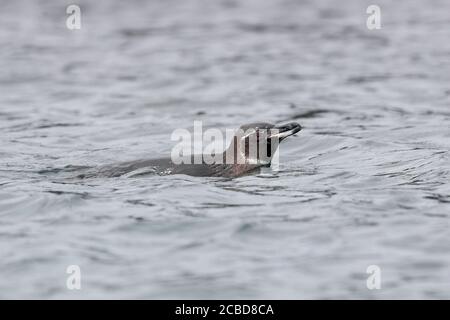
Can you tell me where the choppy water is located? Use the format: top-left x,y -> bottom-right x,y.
1,0 -> 450,299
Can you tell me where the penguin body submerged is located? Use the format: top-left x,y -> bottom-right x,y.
72,122 -> 301,179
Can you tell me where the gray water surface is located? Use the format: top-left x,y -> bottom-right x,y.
1,0 -> 450,299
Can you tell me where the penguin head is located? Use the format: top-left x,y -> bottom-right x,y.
228,122 -> 302,165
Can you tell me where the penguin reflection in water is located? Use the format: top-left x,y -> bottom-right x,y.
75,122 -> 302,179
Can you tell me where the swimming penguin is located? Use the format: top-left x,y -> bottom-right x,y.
72,122 -> 301,179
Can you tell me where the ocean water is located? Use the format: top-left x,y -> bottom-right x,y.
0,0 -> 449,299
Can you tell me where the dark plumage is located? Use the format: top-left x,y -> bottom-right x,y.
74,122 -> 301,179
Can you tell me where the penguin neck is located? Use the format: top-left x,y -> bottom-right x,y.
220,149 -> 269,167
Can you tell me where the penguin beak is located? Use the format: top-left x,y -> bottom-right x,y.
269,122 -> 302,140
